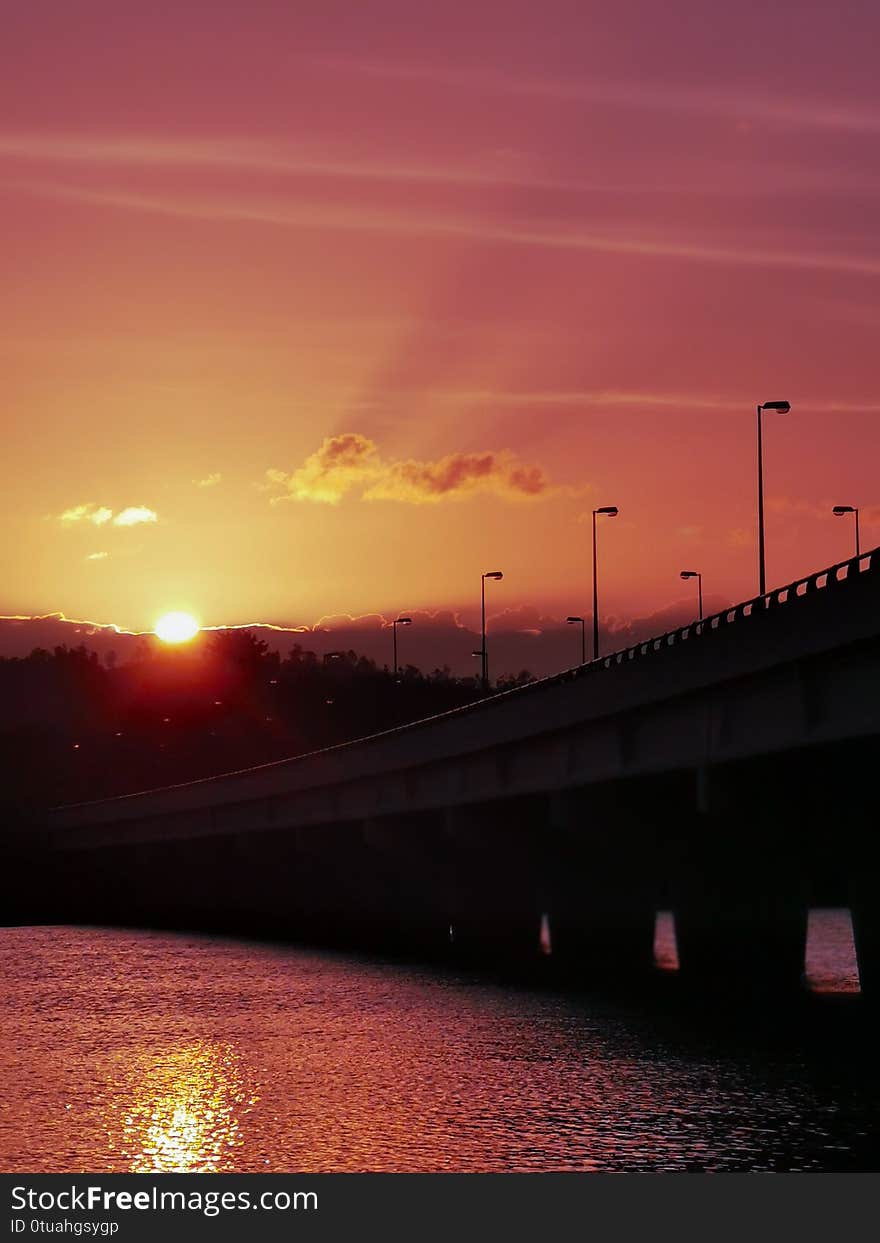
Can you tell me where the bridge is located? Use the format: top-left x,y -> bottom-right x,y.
36,548 -> 880,998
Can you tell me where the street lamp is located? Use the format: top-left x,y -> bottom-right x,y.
566,615 -> 586,665
756,400 -> 791,595
592,506 -> 618,660
680,570 -> 703,621
391,616 -> 412,679
480,571 -> 503,691
832,505 -> 861,558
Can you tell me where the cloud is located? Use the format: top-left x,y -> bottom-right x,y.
194,472 -> 222,488
58,504 -> 113,525
0,600 -> 739,678
430,390 -> 880,413
766,495 -> 880,525
112,506 -> 158,526
85,551 -> 109,561
361,389 -> 880,417
312,611 -> 389,633
58,505 -> 91,524
7,131 -> 880,206
0,131 -> 581,194
267,434 -> 552,505
17,180 -> 880,281
326,57 -> 880,137
364,452 -> 548,503
270,433 -> 380,504
58,503 -> 158,527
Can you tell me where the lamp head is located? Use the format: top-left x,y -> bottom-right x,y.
471,649 -> 484,658
484,571 -> 504,580
832,505 -> 855,516
680,570 -> 699,580
595,506 -> 619,517
566,616 -> 583,624
396,616 -> 412,625
761,400 -> 790,413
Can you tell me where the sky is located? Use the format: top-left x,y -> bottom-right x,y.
2,0 -> 879,655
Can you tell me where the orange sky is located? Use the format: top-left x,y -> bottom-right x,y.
2,1 -> 879,640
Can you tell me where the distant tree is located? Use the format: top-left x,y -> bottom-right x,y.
0,634 -> 487,808
286,643 -> 319,670
210,630 -> 273,668
495,670 -> 536,691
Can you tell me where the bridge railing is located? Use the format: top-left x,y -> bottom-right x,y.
564,546 -> 878,678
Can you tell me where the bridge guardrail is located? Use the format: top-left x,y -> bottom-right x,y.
580,547 -> 877,676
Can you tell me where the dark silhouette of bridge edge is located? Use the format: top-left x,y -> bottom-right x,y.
26,548 -> 880,1002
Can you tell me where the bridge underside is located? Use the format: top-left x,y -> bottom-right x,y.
16,734 -> 880,1002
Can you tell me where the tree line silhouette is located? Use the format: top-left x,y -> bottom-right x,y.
0,632 -> 535,820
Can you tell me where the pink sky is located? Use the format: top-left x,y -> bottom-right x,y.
2,0 -> 879,643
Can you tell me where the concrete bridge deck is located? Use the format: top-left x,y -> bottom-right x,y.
37,547 -> 880,999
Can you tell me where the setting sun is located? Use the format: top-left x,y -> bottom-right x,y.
154,612 -> 200,644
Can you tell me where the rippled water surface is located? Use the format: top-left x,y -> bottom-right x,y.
1,922 -> 876,1172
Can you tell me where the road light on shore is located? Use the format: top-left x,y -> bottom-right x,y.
480,571 -> 504,691
592,507 -> 618,660
756,400 -> 791,595
832,505 -> 861,558
566,615 -> 586,665
680,571 -> 703,621
392,616 -> 412,679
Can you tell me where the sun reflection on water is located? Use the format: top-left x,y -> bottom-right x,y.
111,1040 -> 258,1172
1,927 -> 872,1174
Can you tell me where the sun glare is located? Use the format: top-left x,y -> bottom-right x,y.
155,611 -> 200,644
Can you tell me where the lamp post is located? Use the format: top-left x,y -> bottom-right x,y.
479,571 -> 503,691
391,616 -> 412,678
592,506 -> 618,660
680,571 -> 703,621
832,505 -> 861,558
756,400 -> 791,595
566,615 -> 586,665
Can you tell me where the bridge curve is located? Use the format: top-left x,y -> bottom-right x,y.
38,548 -> 880,1001
52,547 -> 880,833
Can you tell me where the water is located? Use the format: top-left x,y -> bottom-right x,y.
0,919 -> 876,1173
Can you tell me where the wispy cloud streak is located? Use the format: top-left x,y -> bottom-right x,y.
321,58 -> 880,136
0,132 -> 577,193
15,180 -> 880,280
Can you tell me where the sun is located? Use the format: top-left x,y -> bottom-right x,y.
154,611 -> 200,644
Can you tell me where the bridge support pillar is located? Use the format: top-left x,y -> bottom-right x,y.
442,801 -> 543,966
362,813 -> 456,959
284,820 -> 402,951
671,800 -> 809,995
542,790 -> 659,982
851,898 -> 879,1000
848,826 -> 880,1001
